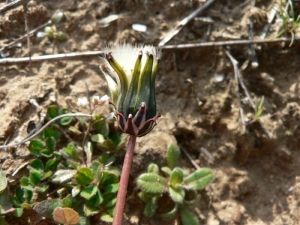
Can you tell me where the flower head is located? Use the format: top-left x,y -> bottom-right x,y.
99,44 -> 161,137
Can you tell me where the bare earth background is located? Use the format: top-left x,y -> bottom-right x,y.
1,0 -> 300,224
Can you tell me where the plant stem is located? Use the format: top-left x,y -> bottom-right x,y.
113,135 -> 137,225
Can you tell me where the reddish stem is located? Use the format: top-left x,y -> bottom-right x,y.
113,135 -> 137,225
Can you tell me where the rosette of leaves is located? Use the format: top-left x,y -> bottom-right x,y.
37,153 -> 121,224
137,144 -> 214,225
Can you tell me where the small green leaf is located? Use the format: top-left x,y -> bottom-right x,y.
42,127 -> 60,140
144,197 -> 157,217
12,207 -> 23,217
29,139 -> 45,156
147,163 -> 159,174
41,149 -> 53,158
169,168 -> 184,187
97,140 -> 115,151
53,207 -> 80,225
80,185 -> 98,200
47,105 -> 58,119
0,188 -> 13,214
62,195 -> 72,208
76,168 -> 94,186
169,186 -> 185,203
93,115 -> 109,136
101,212 -> 113,223
16,187 -> 33,203
33,199 -> 62,218
35,185 -> 49,193
161,167 -> 172,176
43,171 -> 53,180
30,170 -> 41,185
184,168 -> 213,190
45,137 -> 56,151
59,109 -> 73,125
0,169 -> 7,193
45,159 -> 58,171
180,207 -> 199,225
83,204 -> 99,217
69,126 -> 82,134
103,183 -> 119,193
87,189 -> 103,206
167,143 -> 180,169
102,192 -> 116,208
101,172 -> 118,187
29,159 -> 44,171
137,173 -> 167,194
91,134 -> 105,143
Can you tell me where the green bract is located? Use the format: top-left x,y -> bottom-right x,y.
99,44 -> 161,137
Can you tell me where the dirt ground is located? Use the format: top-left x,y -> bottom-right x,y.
1,0 -> 300,224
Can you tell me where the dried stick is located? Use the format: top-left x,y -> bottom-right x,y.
0,20 -> 51,52
180,146 -> 200,169
0,0 -> 30,14
225,51 -> 247,134
226,51 -> 273,138
113,135 -> 136,225
0,113 -> 92,150
0,37 -> 298,65
161,37 -> 300,49
158,0 -> 216,46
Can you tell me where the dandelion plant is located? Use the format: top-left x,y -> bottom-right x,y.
99,44 -> 161,225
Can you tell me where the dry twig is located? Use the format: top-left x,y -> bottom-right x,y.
226,51 -> 273,138
158,0 -> 216,46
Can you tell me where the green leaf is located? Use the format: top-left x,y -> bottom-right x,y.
41,149 -> 53,158
102,192 -> 116,208
80,185 -> 98,200
29,139 -> 45,156
83,204 -> 99,217
35,185 -> 49,193
19,177 -> 32,189
69,126 -> 82,134
47,105 -> 58,119
43,171 -> 53,180
91,134 -> 105,143
160,204 -> 178,220
33,199 -> 62,218
169,186 -> 185,203
43,127 -> 60,140
87,189 -> 103,206
97,139 -> 115,151
144,197 -> 157,217
137,173 -> 167,194
0,188 -> 13,214
0,216 -> 9,225
62,195 -> 72,208
53,207 -> 80,225
180,207 -> 199,225
167,143 -> 180,169
76,168 -> 94,186
161,167 -> 172,176
101,172 -> 119,187
147,163 -> 159,174
184,168 -> 213,190
93,115 -> 109,136
169,168 -> 184,186
59,108 -> 73,126
52,170 -> 77,183
29,159 -> 44,171
45,159 -> 59,171
12,208 -> 23,217
0,169 -> 7,193
30,170 -> 41,185
101,212 -> 113,223
45,137 -> 56,151
103,183 -> 119,193
16,187 -> 33,203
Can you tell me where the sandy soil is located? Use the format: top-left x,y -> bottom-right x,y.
1,0 -> 300,224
